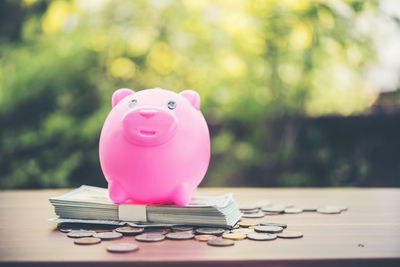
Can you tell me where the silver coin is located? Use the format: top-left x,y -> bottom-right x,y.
254,225 -> 283,233
107,243 -> 139,253
232,228 -> 254,235
135,233 -> 165,242
277,231 -> 303,238
284,208 -> 303,214
261,206 -> 285,213
317,207 -> 342,214
300,206 -> 318,212
247,232 -> 277,241
324,205 -> 348,211
115,226 -> 144,235
207,238 -> 234,247
241,212 -> 265,218
263,211 -> 282,215
171,226 -> 194,232
93,231 -> 123,240
67,230 -> 96,238
58,228 -> 72,233
195,227 -> 225,235
259,222 -> 287,229
145,228 -> 170,235
241,209 -> 261,214
166,232 -> 194,240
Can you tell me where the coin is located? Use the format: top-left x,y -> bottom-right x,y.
115,226 -> 144,235
239,204 -> 258,210
58,228 -> 72,233
247,233 -> 277,241
261,206 -> 285,213
145,228 -> 170,235
231,224 -> 239,229
241,212 -> 265,218
194,235 -> 218,242
300,206 -> 318,212
93,231 -> 123,240
259,222 -> 287,229
263,212 -> 282,215
107,243 -> 139,253
324,205 -> 348,211
67,230 -> 96,238
222,233 -> 246,240
74,237 -> 101,245
277,231 -> 303,238
237,221 -> 258,228
195,227 -> 225,235
135,233 -> 165,242
232,228 -> 254,235
166,232 -> 194,240
284,208 -> 303,214
317,207 -> 342,214
241,209 -> 261,214
254,225 -> 283,233
171,226 -> 194,232
207,238 -> 234,247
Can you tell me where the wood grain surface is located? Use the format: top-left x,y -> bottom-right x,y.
0,188 -> 399,266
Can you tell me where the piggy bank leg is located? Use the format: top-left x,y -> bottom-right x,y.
172,182 -> 193,206
108,181 -> 130,204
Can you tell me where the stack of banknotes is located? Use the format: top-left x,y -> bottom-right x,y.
49,185 -> 241,227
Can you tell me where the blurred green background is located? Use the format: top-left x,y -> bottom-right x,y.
1,0 -> 400,189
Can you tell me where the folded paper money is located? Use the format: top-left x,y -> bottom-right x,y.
49,185 -> 241,227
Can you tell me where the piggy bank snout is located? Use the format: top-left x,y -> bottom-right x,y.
122,107 -> 178,146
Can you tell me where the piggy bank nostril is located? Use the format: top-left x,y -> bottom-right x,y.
139,109 -> 157,118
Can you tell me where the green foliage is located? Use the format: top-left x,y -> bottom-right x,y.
0,0 -> 382,188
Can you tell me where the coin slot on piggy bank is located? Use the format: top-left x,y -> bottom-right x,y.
99,88 -> 210,206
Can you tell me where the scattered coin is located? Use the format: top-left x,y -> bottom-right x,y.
222,233 -> 246,240
195,235 -> 218,242
237,221 -> 258,228
241,209 -> 261,214
93,231 -> 123,240
135,233 -> 165,242
232,228 -> 254,235
254,225 -> 283,233
241,212 -> 265,218
277,231 -> 303,239
324,205 -> 348,211
115,226 -> 144,235
171,226 -> 194,232
145,228 -> 170,235
284,208 -> 303,214
261,206 -> 285,213
263,212 -> 282,215
107,243 -> 139,253
259,222 -> 287,229
58,228 -> 72,233
207,238 -> 234,247
300,206 -> 318,212
73,237 -> 101,245
231,224 -> 240,229
166,232 -> 194,240
195,227 -> 225,235
317,207 -> 342,214
247,233 -> 277,241
67,230 -> 96,238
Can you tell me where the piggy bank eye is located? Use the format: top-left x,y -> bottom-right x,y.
129,99 -> 137,109
167,101 -> 177,110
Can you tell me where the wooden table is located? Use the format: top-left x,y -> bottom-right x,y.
0,188 -> 399,266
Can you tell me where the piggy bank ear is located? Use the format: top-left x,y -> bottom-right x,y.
180,90 -> 200,110
112,88 -> 135,108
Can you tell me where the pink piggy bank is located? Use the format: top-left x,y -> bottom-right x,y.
99,88 -> 210,206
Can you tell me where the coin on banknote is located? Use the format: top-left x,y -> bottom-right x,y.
277,231 -> 303,238
107,243 -> 139,253
195,235 -> 218,242
207,238 -> 234,247
241,212 -> 265,218
115,227 -> 144,235
67,230 -> 96,238
135,233 -> 165,242
166,232 -> 194,240
195,227 -> 225,235
237,221 -> 258,228
171,226 -> 194,232
145,228 -> 170,235
222,233 -> 246,240
254,225 -> 283,233
247,233 -> 277,241
261,206 -> 285,213
93,231 -> 123,240
284,208 -> 303,214
300,206 -> 318,212
74,237 -> 101,245
324,205 -> 348,211
317,207 -> 341,214
259,222 -> 287,229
